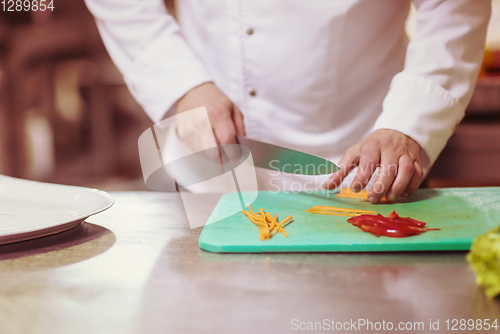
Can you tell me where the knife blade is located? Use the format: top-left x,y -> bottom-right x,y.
236,135 -> 339,175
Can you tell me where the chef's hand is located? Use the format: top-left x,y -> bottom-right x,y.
175,82 -> 245,154
324,129 -> 423,204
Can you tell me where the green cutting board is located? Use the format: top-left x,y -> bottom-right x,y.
199,188 -> 500,253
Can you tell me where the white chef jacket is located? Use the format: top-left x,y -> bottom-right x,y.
85,0 -> 490,190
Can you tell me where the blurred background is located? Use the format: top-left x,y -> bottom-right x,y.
0,0 -> 499,191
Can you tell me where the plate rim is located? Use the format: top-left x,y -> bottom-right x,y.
0,175 -> 114,239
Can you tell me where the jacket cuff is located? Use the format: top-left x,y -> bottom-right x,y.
123,28 -> 212,123
373,72 -> 465,165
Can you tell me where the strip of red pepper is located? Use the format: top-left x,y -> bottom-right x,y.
347,211 -> 439,238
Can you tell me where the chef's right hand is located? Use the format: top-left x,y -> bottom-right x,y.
175,82 -> 245,155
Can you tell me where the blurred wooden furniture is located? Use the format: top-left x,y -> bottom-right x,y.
2,2 -> 152,188
467,77 -> 500,114
7,18 -> 93,179
428,78 -> 500,187
0,22 -> 9,175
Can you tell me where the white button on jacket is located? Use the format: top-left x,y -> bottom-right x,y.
85,0 -> 490,188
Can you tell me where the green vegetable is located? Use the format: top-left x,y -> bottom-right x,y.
467,226 -> 500,298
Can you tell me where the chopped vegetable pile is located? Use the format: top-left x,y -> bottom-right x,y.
467,226 -> 500,299
241,205 -> 293,241
347,211 -> 440,238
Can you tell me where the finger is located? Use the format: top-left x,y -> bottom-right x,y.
212,114 -> 237,145
324,150 -> 359,190
367,152 -> 397,203
233,105 -> 246,136
194,113 -> 221,161
176,112 -> 216,158
384,154 -> 414,202
197,130 -> 222,162
351,145 -> 380,193
401,160 -> 423,199
212,113 -> 241,162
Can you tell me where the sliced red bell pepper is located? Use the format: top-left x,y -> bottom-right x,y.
347,212 -> 439,238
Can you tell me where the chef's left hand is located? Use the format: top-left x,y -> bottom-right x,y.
324,129 -> 423,203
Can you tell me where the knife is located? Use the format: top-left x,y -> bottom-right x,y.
236,135 -> 339,176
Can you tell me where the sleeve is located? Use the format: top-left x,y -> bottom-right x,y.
84,0 -> 213,123
372,0 -> 491,165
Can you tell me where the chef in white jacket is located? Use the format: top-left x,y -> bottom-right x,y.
85,0 -> 490,203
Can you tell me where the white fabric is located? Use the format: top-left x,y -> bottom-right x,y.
85,0 -> 490,189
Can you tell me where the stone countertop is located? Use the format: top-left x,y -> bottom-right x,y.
0,192 -> 498,334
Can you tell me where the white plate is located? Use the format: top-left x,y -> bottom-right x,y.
0,175 -> 114,245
